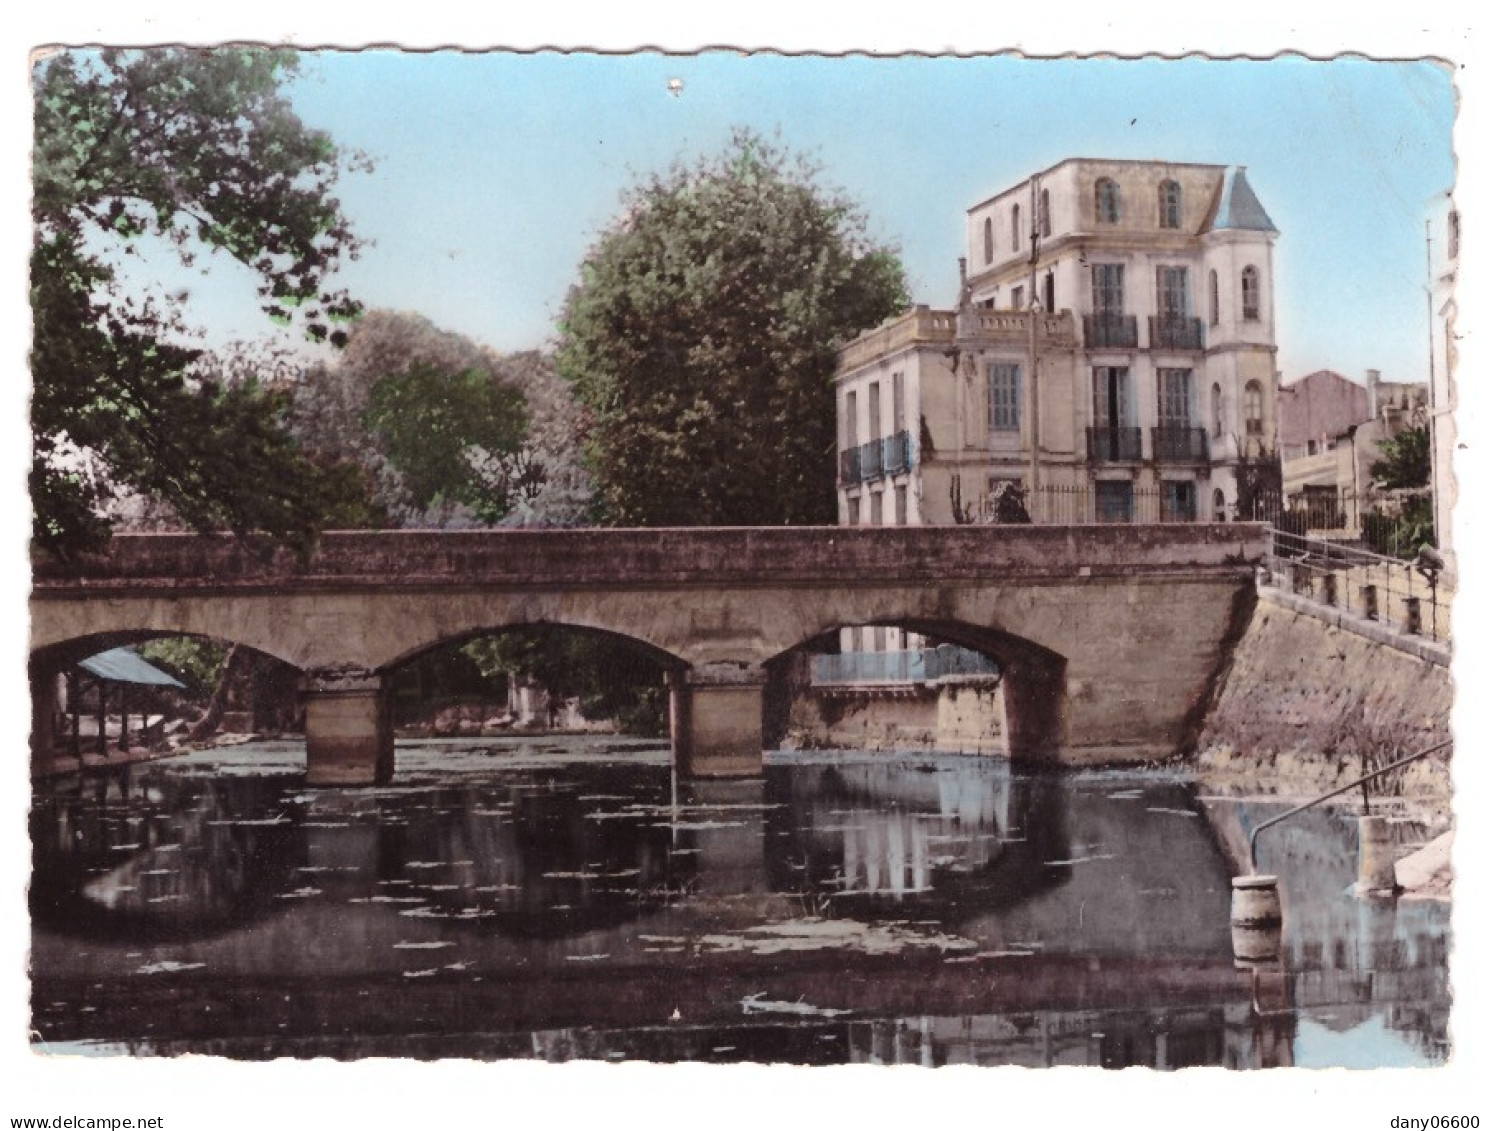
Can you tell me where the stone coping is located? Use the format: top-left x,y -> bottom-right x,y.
1258,586 -> 1451,667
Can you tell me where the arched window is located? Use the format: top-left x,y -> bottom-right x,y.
1159,180 -> 1182,228
1208,270 -> 1220,327
1012,204 -> 1022,252
1212,488 -> 1227,522
1096,178 -> 1121,223
1241,266 -> 1261,321
1244,380 -> 1265,438
1210,382 -> 1223,438
983,217 -> 993,264
1039,188 -> 1051,237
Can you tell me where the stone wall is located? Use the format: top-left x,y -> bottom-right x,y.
787,680 -> 1006,754
1196,591 -> 1452,797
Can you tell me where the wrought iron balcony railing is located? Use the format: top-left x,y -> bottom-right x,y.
1086,425 -> 1143,462
1152,426 -> 1209,463
839,431 -> 915,486
1083,313 -> 1138,349
1149,315 -> 1205,351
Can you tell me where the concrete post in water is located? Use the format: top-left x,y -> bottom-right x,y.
301,666 -> 394,786
1356,814 -> 1398,894
1231,874 -> 1283,961
671,662 -> 767,778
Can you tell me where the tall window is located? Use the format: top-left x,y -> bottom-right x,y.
1043,271 -> 1055,313
1096,177 -> 1121,223
1156,266 -> 1190,317
1158,368 -> 1194,428
870,489 -> 884,527
983,217 -> 994,264
1159,180 -> 1182,228
867,380 -> 882,439
1208,270 -> 1220,326
1241,266 -> 1261,321
1213,488 -> 1228,522
1092,366 -> 1132,427
891,372 -> 906,435
1092,264 -> 1125,314
1039,188 -> 1051,237
989,363 -> 1022,433
894,483 -> 908,526
1244,379 -> 1265,437
844,390 -> 858,450
1011,285 -> 1025,311
1012,204 -> 1022,252
1210,382 -> 1223,438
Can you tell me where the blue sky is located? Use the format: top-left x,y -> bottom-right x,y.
139,50 -> 1458,386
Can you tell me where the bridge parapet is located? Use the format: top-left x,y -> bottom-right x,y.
33,524 -> 1266,593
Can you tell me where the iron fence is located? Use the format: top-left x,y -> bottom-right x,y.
1263,527 -> 1450,645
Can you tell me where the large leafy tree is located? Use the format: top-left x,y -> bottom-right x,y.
1370,425 -> 1431,489
31,48 -> 364,556
289,310 -> 593,527
556,130 -> 909,526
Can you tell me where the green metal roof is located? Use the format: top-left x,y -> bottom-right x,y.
78,648 -> 185,688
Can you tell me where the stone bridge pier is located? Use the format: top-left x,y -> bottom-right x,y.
302,668 -> 395,787
669,663 -> 769,778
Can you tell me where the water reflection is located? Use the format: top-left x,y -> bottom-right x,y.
29,741 -> 1450,1067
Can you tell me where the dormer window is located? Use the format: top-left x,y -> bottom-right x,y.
1096,178 -> 1121,223
1159,180 -> 1182,228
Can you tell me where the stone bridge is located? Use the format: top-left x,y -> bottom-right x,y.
29,525 -> 1265,783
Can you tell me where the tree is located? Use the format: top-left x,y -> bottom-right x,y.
363,363 -> 535,523
1370,425 -> 1431,489
31,48 -> 364,556
556,130 -> 910,526
289,310 -> 594,527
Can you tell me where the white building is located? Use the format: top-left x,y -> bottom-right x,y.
836,158 -> 1283,532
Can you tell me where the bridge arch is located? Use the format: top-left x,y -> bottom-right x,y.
772,615 -> 1068,760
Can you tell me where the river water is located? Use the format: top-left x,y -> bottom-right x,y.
29,738 -> 1450,1067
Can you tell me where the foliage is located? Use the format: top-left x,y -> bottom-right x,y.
137,637 -> 228,694
31,48 -> 364,556
363,363 -> 535,523
289,311 -> 593,527
462,630 -> 669,736
556,129 -> 909,526
1233,448 -> 1285,522
1370,426 -> 1431,489
1362,496 -> 1435,559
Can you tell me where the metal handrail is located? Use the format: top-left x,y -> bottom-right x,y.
1246,737 -> 1452,872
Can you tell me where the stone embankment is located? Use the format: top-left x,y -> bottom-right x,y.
1196,587 -> 1451,801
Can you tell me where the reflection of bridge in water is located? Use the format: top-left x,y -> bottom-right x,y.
29,749 -> 1451,1065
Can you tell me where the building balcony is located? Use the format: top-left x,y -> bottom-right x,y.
881,430 -> 913,476
1086,426 -> 1143,462
1152,426 -> 1209,463
1083,313 -> 1138,350
839,431 -> 914,486
813,645 -> 999,686
1149,315 -> 1205,351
